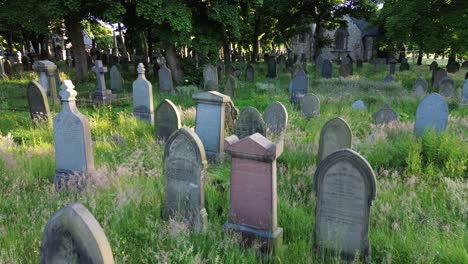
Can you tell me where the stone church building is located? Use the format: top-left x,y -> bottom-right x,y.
290,16 -> 379,62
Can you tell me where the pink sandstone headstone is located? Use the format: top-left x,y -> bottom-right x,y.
224,133 -> 283,255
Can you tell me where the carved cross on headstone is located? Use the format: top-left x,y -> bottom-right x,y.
92,60 -> 108,91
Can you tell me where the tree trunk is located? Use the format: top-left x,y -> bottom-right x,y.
417,45 -> 423,65
312,19 -> 322,61
65,17 -> 88,82
165,43 -> 183,84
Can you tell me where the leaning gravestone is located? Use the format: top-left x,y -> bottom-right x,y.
224,74 -> 237,98
263,101 -> 288,139
159,64 -> 174,94
163,127 -> 208,231
413,77 -> 428,97
414,93 -> 448,136
203,65 -> 218,91
155,99 -> 181,142
133,63 -> 154,123
462,80 -> 468,102
429,61 -> 438,71
236,106 -> 267,139
339,64 -> 352,78
439,77 -> 455,97
432,68 -> 447,88
110,65 -> 123,91
321,60 -> 332,79
300,94 -> 320,119
266,55 -> 277,79
374,104 -> 399,126
27,81 -> 50,122
290,70 -> 308,104
39,203 -> 114,264
53,80 -> 94,192
317,117 -> 352,164
245,64 -> 254,81
92,60 -> 112,103
224,133 -> 283,255
314,148 -> 376,262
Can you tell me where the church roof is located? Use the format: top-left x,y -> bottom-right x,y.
350,17 -> 379,37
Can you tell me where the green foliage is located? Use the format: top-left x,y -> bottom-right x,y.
81,20 -> 113,48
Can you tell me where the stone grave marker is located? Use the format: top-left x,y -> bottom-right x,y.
33,60 -> 60,105
314,148 -> 376,261
266,55 -> 277,79
54,69 -> 61,90
446,62 -> 459,73
40,203 -> 114,264
53,80 -> 94,192
317,117 -> 352,164
224,133 -> 283,255
339,64 -> 352,78
245,64 -> 254,81
374,104 -> 399,126
439,77 -> 455,97
203,64 -> 218,91
290,70 -> 308,104
155,99 -> 181,141
300,94 -> 320,119
462,80 -> 468,102
315,55 -> 324,71
225,64 -> 235,77
224,74 -> 237,98
413,77 -> 428,97
193,91 -> 230,162
4,59 -> 12,78
92,60 -> 112,103
205,80 -> 218,91
384,75 -> 394,83
352,100 -> 366,109
21,55 -> 31,71
432,68 -> 447,88
159,64 -> 174,94
163,127 -> 208,231
399,61 -> 410,71
225,100 -> 239,135
236,106 -> 267,139
110,65 -> 123,91
27,81 -> 50,122
429,61 -> 438,71
414,93 -> 448,136
133,63 -> 154,123
234,68 -> 241,78
216,61 -> 224,81
461,61 -> 468,69
263,101 -> 288,139
321,60 -> 332,79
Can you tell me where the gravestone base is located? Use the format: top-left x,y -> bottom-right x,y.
54,170 -> 88,192
134,111 -> 154,125
223,222 -> 283,256
162,208 -> 208,232
93,89 -> 113,103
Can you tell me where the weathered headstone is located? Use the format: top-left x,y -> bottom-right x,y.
300,94 -> 320,119
32,60 -> 53,94
205,80 -> 218,91
92,60 -> 112,103
245,64 -> 254,81
263,101 -> 288,139
317,117 -> 352,164
224,74 -> 237,98
53,80 -> 94,192
224,133 -> 283,255
462,61 -> 468,69
352,100 -> 366,109
266,55 -> 277,79
429,61 -> 438,71
193,91 -> 230,162
339,64 -> 352,78
439,77 -> 455,97
314,148 -> 376,262
432,68 -> 447,88
39,203 -> 115,264
155,99 -> 181,141
203,65 -> 218,91
133,63 -> 154,123
414,93 -> 448,136
27,81 -> 50,122
413,77 -> 428,97
110,65 -> 123,91
163,127 -> 208,231
159,65 -> 174,94
236,106 -> 267,139
462,80 -> 468,102
321,60 -> 332,79
290,70 -> 308,104
446,62 -> 459,73
374,104 -> 399,126
399,62 -> 410,71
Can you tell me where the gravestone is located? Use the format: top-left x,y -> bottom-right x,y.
374,104 -> 399,126
413,77 -> 428,97
21,55 -> 31,71
110,65 -> 123,91
155,99 -> 181,141
429,61 -> 438,71
236,107 -> 266,139
315,55 -> 324,71
462,61 -> 468,69
224,133 -> 283,255
432,68 -> 447,88
92,60 -> 112,103
224,75 -> 237,98
216,61 -> 224,81
193,91 -> 230,162
263,101 -> 288,139
159,65 -> 174,94
245,64 -> 254,81
205,80 -> 218,91
462,80 -> 468,102
225,64 -> 235,77
27,81 -> 50,122
314,148 -> 376,261
399,62 -> 410,71
234,68 -> 241,78
439,77 -> 455,97
321,60 -> 332,79
3,59 -> 12,78
33,60 -> 60,105
266,56 -> 277,79
389,60 -> 396,75
300,94 -> 320,119
53,80 -> 94,192
317,117 -> 352,164
225,100 -> 239,135
290,70 -> 308,104
414,93 -> 448,136
384,75 -> 394,83
40,203 -> 114,264
339,64 -> 352,78
446,62 -> 458,73
203,65 -> 218,91
163,127 -> 208,231
133,63 -> 154,123
352,100 -> 366,109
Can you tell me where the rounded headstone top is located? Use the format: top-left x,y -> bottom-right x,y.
59,80 -> 77,102
137,63 -> 145,74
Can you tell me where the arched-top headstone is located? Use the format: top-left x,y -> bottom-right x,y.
461,61 -> 468,69
290,70 -> 308,104
163,127 -> 208,230
432,68 -> 447,88
374,104 -> 399,126
300,94 -> 320,119
203,65 -> 218,91
236,106 -> 267,139
414,93 -> 448,136
429,61 -> 438,71
40,203 -> 114,264
413,77 -> 428,97
224,75 -> 237,98
438,77 -> 455,97
110,65 -> 123,91
266,56 -> 277,79
317,117 -> 352,164
245,64 -> 254,81
28,80 -> 50,122
399,62 -> 410,71
313,148 -> 376,261
155,99 -> 181,142
133,63 -> 154,123
263,101 -> 288,138
446,62 -> 459,73
321,60 -> 332,79
159,64 -> 174,94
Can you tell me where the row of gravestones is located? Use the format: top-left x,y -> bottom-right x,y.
202,64 -> 255,97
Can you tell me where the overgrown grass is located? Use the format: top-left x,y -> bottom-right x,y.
0,60 -> 467,263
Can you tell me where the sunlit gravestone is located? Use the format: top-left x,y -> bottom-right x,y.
317,117 -> 352,164
133,63 -> 154,123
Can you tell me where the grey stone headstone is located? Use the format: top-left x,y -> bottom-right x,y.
429,61 -> 438,71
290,70 -> 308,104
236,106 -> 266,139
159,65 -> 174,94
154,99 -> 181,142
414,93 -> 448,136
21,55 -> 31,71
321,60 -> 332,79
205,80 -> 218,91
439,77 -> 455,97
413,78 -> 428,97
399,62 -> 410,71
374,104 -> 399,126
53,80 -> 94,192
461,61 -> 468,69
266,56 -> 277,79
352,100 -> 366,109
163,127 -> 208,231
224,75 -> 237,98
234,68 -> 241,78
203,65 -> 218,91
339,64 -> 352,78
245,64 -> 254,81
133,63 -> 154,123
28,81 -> 50,122
314,148 -> 376,261
110,65 -> 123,91
263,101 -> 288,139
432,68 -> 447,88
462,80 -> 468,102
300,94 -> 320,119
40,203 -> 115,264
317,117 -> 352,164
384,75 -> 394,83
